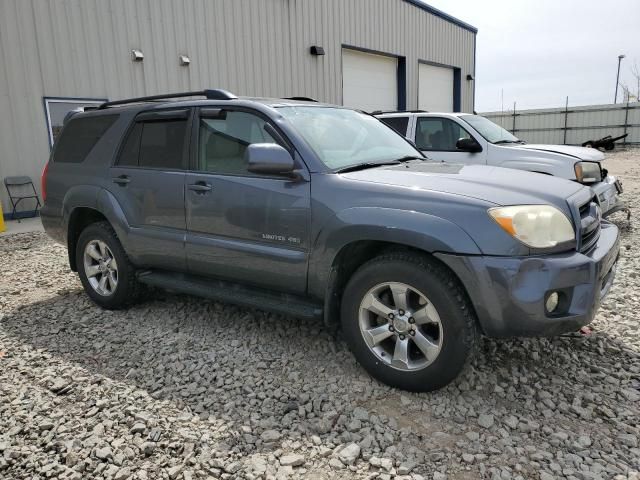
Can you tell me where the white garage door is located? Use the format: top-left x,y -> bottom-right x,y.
418,63 -> 454,112
342,49 -> 397,112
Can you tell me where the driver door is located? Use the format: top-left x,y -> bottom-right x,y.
184,108 -> 311,294
415,117 -> 486,165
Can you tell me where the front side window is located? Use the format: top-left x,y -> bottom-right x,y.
116,117 -> 188,169
278,107 -> 420,170
198,110 -> 276,175
415,117 -> 471,151
460,114 -> 520,144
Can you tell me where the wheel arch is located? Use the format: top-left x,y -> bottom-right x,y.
64,188 -> 132,271
67,207 -> 109,271
314,207 -> 482,329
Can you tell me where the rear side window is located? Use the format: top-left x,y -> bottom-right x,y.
117,123 -> 142,166
116,116 -> 188,169
380,116 -> 409,136
52,115 -> 118,163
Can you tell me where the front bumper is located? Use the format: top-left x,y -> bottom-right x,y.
435,223 -> 620,337
592,175 -> 628,218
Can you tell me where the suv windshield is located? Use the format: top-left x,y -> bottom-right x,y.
460,114 -> 522,144
278,106 -> 421,170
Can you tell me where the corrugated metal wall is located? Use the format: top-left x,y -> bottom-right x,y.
0,0 -> 475,215
483,102 -> 640,146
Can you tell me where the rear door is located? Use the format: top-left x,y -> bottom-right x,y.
184,107 -> 310,293
109,109 -> 191,271
414,116 -> 486,165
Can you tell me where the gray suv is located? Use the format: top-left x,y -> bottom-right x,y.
41,90 -> 620,392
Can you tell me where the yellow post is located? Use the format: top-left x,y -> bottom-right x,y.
0,202 -> 5,233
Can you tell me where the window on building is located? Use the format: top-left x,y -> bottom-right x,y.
198,111 -> 276,176
379,116 -> 410,136
52,115 -> 118,163
44,97 -> 107,147
415,117 -> 471,151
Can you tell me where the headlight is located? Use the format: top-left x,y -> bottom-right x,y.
574,161 -> 602,183
488,205 -> 575,249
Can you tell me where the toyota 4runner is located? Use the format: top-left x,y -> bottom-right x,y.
41,90 -> 620,392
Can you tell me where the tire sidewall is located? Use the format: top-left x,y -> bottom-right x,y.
76,223 -> 133,309
341,258 -> 474,392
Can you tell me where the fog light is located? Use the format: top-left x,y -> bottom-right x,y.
545,292 -> 559,313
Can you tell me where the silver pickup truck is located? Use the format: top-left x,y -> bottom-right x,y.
376,111 -> 628,218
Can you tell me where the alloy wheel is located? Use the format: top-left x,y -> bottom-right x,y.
358,281 -> 443,371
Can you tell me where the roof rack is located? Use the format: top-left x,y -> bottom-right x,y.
370,109 -> 428,115
282,96 -> 318,102
98,89 -> 237,109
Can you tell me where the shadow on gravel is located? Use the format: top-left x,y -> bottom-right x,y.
3,284 -> 639,449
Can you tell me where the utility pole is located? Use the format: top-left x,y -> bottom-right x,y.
614,54 -> 625,104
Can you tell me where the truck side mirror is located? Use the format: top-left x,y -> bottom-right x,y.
456,138 -> 482,153
245,143 -> 295,175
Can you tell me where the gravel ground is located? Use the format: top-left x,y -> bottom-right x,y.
1,150 -> 639,480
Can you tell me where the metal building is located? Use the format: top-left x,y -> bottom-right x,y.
0,0 -> 476,217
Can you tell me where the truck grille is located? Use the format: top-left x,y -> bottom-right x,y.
579,199 -> 601,253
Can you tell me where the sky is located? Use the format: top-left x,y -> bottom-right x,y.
423,0 -> 640,112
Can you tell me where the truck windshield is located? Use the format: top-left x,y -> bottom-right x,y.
278,106 -> 422,170
460,114 -> 522,144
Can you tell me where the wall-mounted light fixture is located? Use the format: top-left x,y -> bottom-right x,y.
466,74 -> 474,81
179,54 -> 190,66
131,49 -> 144,62
310,46 -> 325,56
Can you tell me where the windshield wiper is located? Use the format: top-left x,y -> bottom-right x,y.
494,139 -> 524,144
392,155 -> 425,162
335,161 -> 401,173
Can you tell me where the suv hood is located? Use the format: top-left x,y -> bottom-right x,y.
512,144 -> 605,161
342,161 -> 585,207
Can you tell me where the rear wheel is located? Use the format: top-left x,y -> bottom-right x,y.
76,221 -> 139,309
341,252 -> 478,392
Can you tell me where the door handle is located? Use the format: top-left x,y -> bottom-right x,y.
188,182 -> 212,193
113,175 -> 130,185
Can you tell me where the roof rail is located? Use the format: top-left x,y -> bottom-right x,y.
98,89 -> 237,109
282,96 -> 318,102
370,109 -> 428,115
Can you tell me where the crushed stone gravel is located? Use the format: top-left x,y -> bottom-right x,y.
1,149 -> 639,480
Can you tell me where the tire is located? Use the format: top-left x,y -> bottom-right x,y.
584,141 -> 594,148
341,252 -> 478,392
604,143 -> 615,151
76,221 -> 139,309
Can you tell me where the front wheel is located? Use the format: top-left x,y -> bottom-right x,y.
341,252 -> 478,392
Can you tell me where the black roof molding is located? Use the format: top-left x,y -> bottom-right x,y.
402,0 -> 478,33
99,89 -> 237,109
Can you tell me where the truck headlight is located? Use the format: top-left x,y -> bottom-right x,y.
574,161 -> 602,183
488,205 -> 575,249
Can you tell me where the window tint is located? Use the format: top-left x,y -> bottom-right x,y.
52,115 -> 118,163
116,123 -> 142,166
138,120 -> 188,169
415,117 -> 470,151
198,111 -> 276,175
380,116 -> 409,136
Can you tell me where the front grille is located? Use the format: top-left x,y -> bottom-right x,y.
579,198 -> 601,253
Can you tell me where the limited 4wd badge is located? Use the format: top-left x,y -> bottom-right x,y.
261,233 -> 301,244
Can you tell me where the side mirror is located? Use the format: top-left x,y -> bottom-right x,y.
246,143 -> 295,175
456,137 -> 482,153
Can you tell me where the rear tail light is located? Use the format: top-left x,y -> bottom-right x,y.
41,161 -> 50,202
